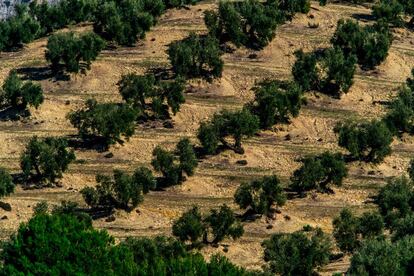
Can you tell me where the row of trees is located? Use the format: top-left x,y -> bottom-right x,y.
0,210 -> 250,275
0,0 -> 203,52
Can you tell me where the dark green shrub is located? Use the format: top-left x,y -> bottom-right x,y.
81,167 -> 155,211
292,49 -> 318,91
290,152 -> 348,194
0,5 -> 40,51
333,209 -> 384,253
372,0 -> 405,26
168,33 -> 223,80
331,19 -> 392,70
151,138 -> 198,187
247,80 -> 304,129
197,109 -> 259,154
348,236 -> 414,276
94,0 -> 154,46
0,168 -> 15,199
118,73 -> 185,119
1,71 -> 44,110
172,204 -> 244,245
262,227 -> 332,276
20,136 -> 76,184
0,213 -> 137,275
46,32 -> 105,74
67,99 -> 137,148
234,175 -> 286,216
334,120 -> 393,163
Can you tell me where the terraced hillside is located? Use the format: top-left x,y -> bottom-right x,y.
0,1 -> 414,274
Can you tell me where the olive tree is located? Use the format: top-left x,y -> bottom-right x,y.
234,175 -> 286,216
46,32 -> 105,74
81,167 -> 155,211
247,80 -> 304,129
118,73 -> 185,119
262,227 -> 333,276
168,33 -> 223,80
1,71 -> 44,111
334,120 -> 393,163
197,108 -> 260,154
67,99 -> 137,149
151,138 -> 198,187
20,136 -> 76,184
290,152 -> 348,195
0,168 -> 15,199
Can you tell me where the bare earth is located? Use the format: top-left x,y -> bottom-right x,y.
0,1 -> 414,274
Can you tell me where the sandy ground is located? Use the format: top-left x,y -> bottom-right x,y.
0,1 -> 414,274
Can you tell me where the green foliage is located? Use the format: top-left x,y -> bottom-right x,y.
331,19 -> 392,70
172,206 -> 205,244
1,213 -> 137,275
334,120 -> 393,163
93,0 -> 154,46
0,5 -> 40,51
197,109 -> 260,154
172,204 -> 244,245
348,236 -> 414,276
372,0 -> 405,27
408,157 -> 414,180
163,0 -> 202,8
20,136 -> 76,184
333,209 -> 384,253
46,31 -> 105,74
68,98 -> 137,148
0,168 -> 14,199
205,0 -> 308,49
292,47 -> 357,96
247,80 -> 304,129
262,227 -> 332,276
1,71 -> 44,110
376,176 -> 414,227
234,175 -> 286,215
122,235 -> 248,275
118,73 -> 185,119
168,33 -> 223,80
81,167 -> 155,211
384,73 -> 414,135
151,138 -> 198,187
290,152 -> 348,194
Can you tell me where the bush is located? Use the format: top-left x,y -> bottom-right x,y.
247,80 -> 304,129
151,138 -> 197,187
290,152 -> 348,194
0,5 -> 40,51
93,0 -> 154,46
67,99 -> 137,148
197,109 -> 260,154
1,71 -> 44,110
234,175 -> 286,216
81,167 -> 155,211
372,0 -> 405,27
348,236 -> 414,276
168,33 -> 223,80
0,168 -> 15,199
118,73 -> 185,119
163,0 -> 202,8
262,227 -> 332,276
333,209 -> 384,253
292,47 -> 357,96
1,213 -> 137,275
376,176 -> 414,227
172,206 -> 205,244
331,19 -> 392,70
334,120 -> 393,163
20,136 -> 76,184
46,32 -> 105,74
172,204 -> 244,245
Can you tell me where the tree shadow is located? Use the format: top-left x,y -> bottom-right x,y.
66,135 -> 109,152
0,106 -> 30,121
15,66 -> 70,81
351,13 -> 376,22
